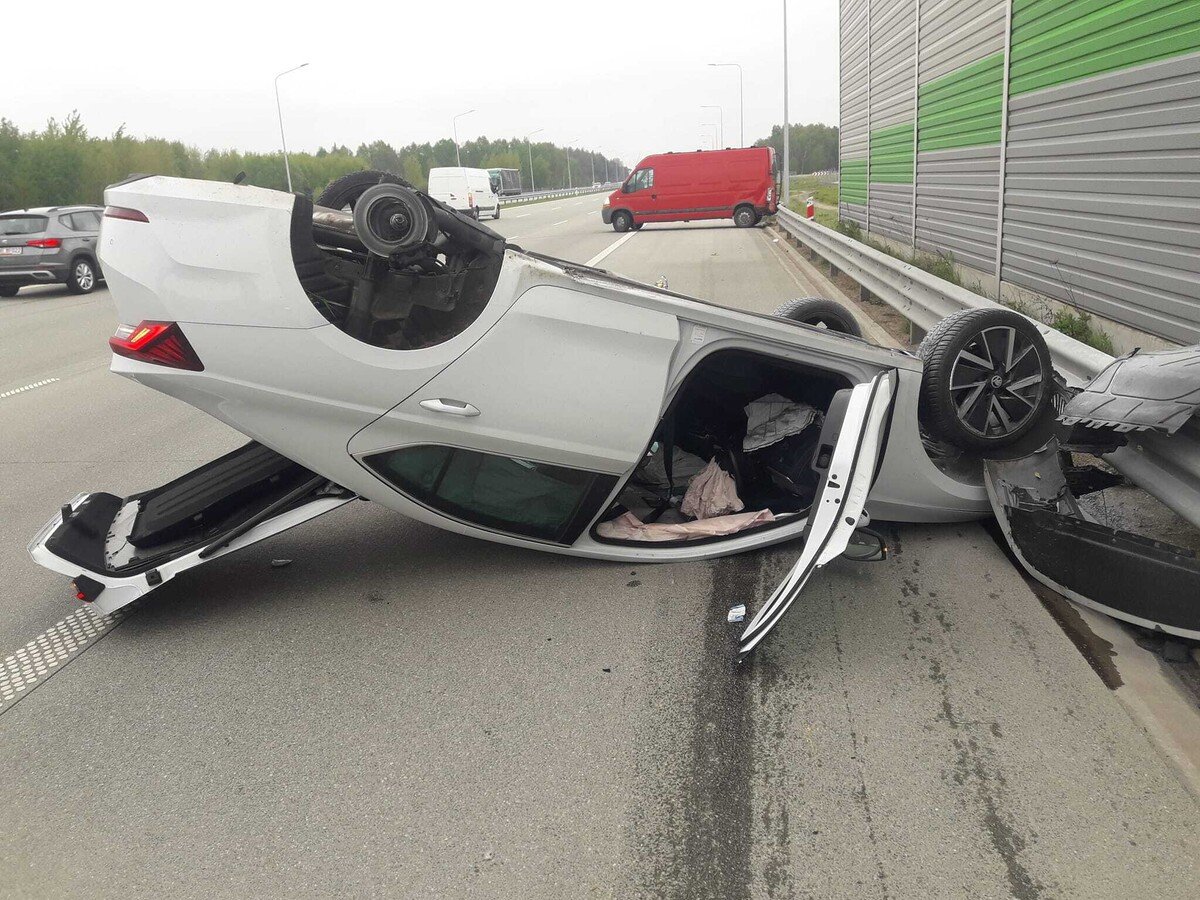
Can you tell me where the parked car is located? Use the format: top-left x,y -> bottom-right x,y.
427,166 -> 500,220
602,148 -> 778,232
0,206 -> 104,296
28,172 -> 1200,657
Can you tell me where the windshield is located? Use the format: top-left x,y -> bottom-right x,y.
0,215 -> 47,235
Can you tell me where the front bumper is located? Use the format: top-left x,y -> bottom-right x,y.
601,207 -> 613,224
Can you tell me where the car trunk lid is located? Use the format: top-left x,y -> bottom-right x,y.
28,441 -> 356,615
0,215 -> 49,268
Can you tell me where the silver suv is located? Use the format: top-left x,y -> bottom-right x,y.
0,206 -> 104,297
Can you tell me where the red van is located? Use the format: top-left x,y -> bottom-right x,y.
602,147 -> 778,232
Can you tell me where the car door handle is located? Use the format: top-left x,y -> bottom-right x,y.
420,398 -> 480,417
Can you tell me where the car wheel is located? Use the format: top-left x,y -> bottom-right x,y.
493,205 -> 501,220
734,205 -> 757,228
612,211 -> 633,233
0,286 -> 18,298
317,170 -> 414,212
67,258 -> 97,294
918,307 -> 1054,451
631,222 -> 644,231
772,297 -> 863,337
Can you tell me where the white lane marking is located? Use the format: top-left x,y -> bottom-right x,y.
585,231 -> 638,268
512,213 -> 531,218
0,606 -> 124,715
547,206 -> 562,211
552,219 -> 569,226
0,377 -> 60,400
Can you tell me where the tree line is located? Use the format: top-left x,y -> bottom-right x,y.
753,123 -> 839,174
0,112 -> 630,210
0,112 -> 840,211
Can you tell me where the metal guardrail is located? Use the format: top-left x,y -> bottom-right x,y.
499,184 -> 616,207
774,205 -> 1200,529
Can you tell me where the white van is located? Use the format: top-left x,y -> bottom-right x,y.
427,167 -> 500,220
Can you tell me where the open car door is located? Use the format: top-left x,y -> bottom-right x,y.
28,442 -> 356,615
738,370 -> 897,659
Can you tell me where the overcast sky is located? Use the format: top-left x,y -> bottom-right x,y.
10,0 -> 840,166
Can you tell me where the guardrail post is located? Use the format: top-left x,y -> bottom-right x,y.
829,262 -> 840,279
859,285 -> 872,304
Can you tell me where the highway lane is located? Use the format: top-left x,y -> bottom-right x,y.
0,195 -> 1197,898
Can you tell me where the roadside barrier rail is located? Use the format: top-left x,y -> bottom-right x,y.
774,205 -> 1200,530
499,184 -> 616,207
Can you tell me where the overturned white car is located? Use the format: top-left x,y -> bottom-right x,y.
28,172 -> 1200,657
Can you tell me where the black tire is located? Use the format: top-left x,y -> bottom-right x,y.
317,170 -> 414,212
772,297 -> 863,337
631,222 -> 644,231
493,205 -> 501,220
734,205 -> 757,228
66,257 -> 97,294
0,286 -> 18,298
918,307 -> 1054,451
612,210 -> 633,233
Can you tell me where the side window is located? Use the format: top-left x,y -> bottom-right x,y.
79,211 -> 101,230
627,168 -> 655,192
365,445 -> 615,543
59,214 -> 79,231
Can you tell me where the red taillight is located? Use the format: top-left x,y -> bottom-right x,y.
109,321 -> 204,371
26,238 -> 61,248
104,206 -> 149,223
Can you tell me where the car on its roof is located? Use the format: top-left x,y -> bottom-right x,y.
0,205 -> 104,297
26,172 -> 1200,658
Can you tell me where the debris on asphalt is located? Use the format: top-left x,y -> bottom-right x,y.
270,559 -> 293,568
727,604 -> 746,624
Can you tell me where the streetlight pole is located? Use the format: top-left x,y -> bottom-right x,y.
708,62 -> 744,147
783,0 -> 790,206
565,138 -> 579,189
453,109 -> 475,168
701,105 -> 724,148
590,153 -> 596,185
525,128 -> 543,192
274,62 -> 308,192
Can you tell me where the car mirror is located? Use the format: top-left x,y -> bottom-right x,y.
841,528 -> 888,562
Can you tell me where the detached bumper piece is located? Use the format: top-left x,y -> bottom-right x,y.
985,439 -> 1200,640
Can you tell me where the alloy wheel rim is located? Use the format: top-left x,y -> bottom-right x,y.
948,325 -> 1044,438
76,263 -> 93,290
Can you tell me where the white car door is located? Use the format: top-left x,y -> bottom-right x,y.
348,284 -> 681,544
737,370 -> 897,658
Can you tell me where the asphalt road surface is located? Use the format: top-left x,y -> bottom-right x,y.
1,195 -> 1197,899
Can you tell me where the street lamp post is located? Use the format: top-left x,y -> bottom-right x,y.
701,105 -> 724,148
565,138 -> 579,189
708,62 -> 744,147
782,0 -> 791,206
274,62 -> 309,192
590,153 -> 596,185
453,109 -> 476,168
525,128 -> 543,192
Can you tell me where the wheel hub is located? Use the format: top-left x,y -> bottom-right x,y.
947,324 -> 1046,439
